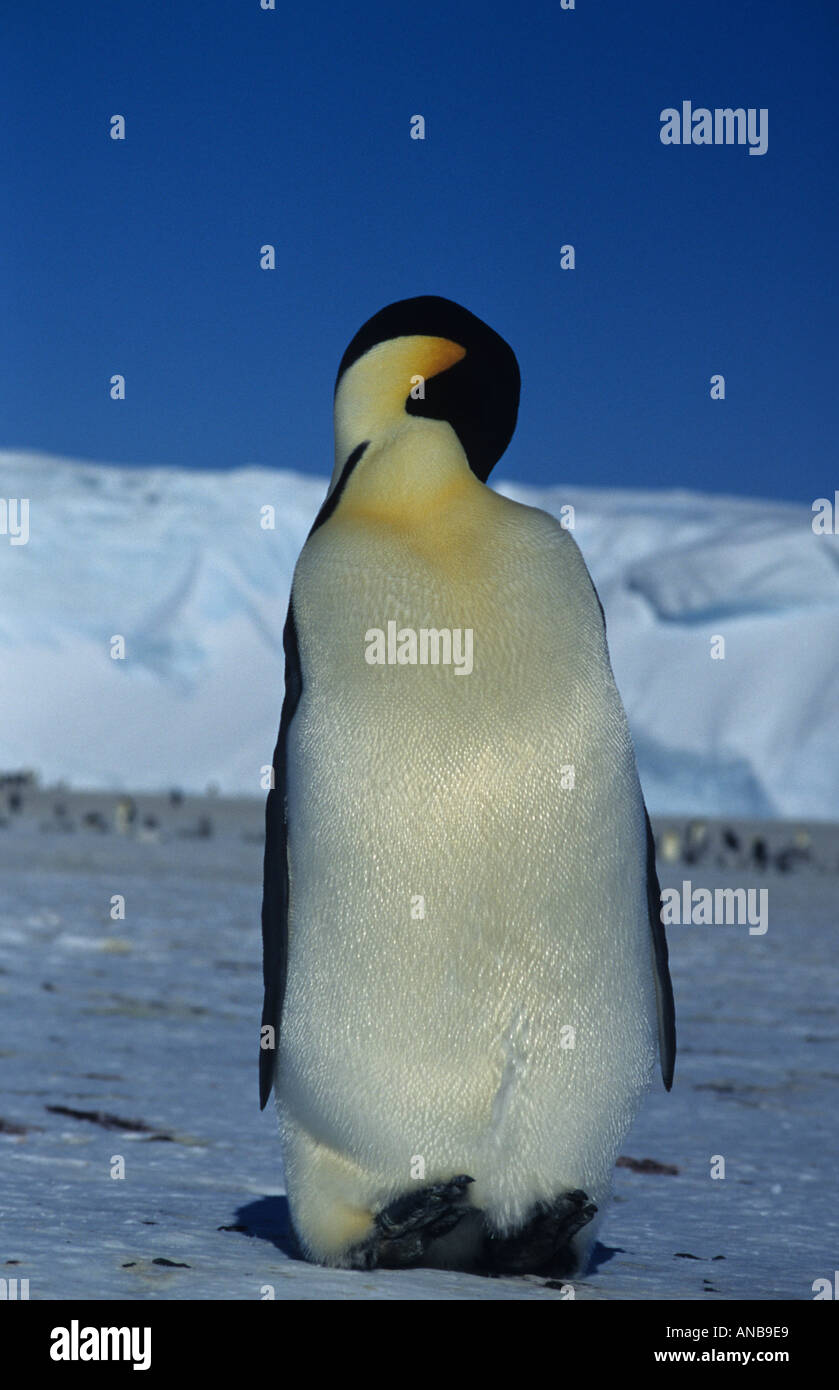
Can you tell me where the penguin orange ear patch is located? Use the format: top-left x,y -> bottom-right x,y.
416,337 -> 466,382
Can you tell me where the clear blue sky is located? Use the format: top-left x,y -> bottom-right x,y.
2,0 -> 835,501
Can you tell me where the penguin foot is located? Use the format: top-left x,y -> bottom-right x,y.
483,1188 -> 597,1276
347,1174 -> 475,1270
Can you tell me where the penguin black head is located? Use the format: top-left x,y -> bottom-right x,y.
333,296 -> 520,486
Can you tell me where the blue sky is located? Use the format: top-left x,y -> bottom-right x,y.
2,0 -> 835,501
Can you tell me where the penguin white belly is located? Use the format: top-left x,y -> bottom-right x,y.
276,494 -> 658,1266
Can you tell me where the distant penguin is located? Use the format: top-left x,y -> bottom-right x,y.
719,826 -> 743,868
749,834 -> 769,871
260,296 -> 676,1277
659,828 -> 682,865
776,826 -> 812,874
683,818 -> 709,865
114,796 -> 136,835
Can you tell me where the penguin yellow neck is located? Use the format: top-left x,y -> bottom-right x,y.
332,335 -> 466,481
336,417 -> 476,526
327,333 -> 473,526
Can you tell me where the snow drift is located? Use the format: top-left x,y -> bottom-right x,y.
1,451 -> 835,820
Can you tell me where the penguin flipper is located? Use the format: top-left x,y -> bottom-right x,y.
644,806 -> 676,1090
589,580 -> 676,1090
259,600 -> 303,1109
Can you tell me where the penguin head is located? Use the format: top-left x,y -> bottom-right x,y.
330,296 -> 520,494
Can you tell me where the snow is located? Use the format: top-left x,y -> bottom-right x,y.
2,450 -> 836,819
2,794 -> 837,1300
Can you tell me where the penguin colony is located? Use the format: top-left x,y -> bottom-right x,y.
260,296 -> 676,1277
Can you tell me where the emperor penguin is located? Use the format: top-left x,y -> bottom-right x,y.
260,296 -> 675,1277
